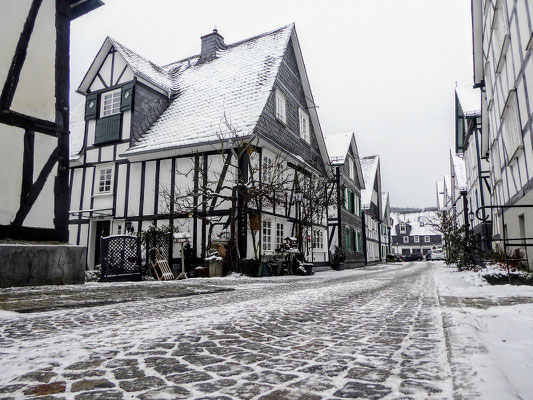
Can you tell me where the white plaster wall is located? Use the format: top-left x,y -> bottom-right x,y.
122,111 -> 131,140
115,164 -> 127,218
158,159 -> 172,214
0,2 -> 31,89
174,157 -> 195,212
70,168 -> 83,212
79,223 -> 89,247
99,53 -> 113,86
0,126 -> 24,225
143,161 -> 156,216
22,132 -> 57,228
101,145 -> 114,162
82,167 -> 94,210
69,224 -> 78,245
86,148 -> 98,163
128,162 -> 142,216
8,0 -> 56,122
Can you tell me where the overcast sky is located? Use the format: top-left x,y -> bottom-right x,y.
70,0 -> 474,208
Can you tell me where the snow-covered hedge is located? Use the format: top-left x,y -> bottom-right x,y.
479,264 -> 533,285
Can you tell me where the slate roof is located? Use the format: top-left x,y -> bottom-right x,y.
360,155 -> 379,208
125,24 -> 294,155
323,133 -> 353,165
70,102 -> 85,160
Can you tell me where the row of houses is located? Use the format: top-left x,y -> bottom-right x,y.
66,24 -> 393,271
437,0 -> 533,271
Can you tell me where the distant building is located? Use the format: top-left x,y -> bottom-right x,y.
324,133 -> 365,268
360,155 -> 385,264
391,209 -> 443,256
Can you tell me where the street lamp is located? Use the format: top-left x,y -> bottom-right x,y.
469,211 -> 475,227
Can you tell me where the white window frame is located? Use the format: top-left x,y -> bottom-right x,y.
100,88 -> 121,118
414,235 -> 419,243
262,220 -> 272,252
299,108 -> 310,143
402,236 -> 409,244
424,235 -> 430,243
275,89 -> 286,124
276,222 -> 284,249
400,223 -> 406,234
501,92 -> 523,160
312,229 -> 324,251
97,166 -> 113,194
263,156 -> 273,182
348,157 -> 355,180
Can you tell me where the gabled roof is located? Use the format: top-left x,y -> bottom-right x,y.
360,155 -> 379,208
323,132 -> 365,188
78,36 -> 174,95
125,24 -> 293,155
391,210 -> 439,236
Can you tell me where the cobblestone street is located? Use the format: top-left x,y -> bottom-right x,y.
0,263 -> 454,399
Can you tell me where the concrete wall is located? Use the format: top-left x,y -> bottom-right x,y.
0,244 -> 86,287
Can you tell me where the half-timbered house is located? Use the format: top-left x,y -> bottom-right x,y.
324,133 -> 365,268
69,24 -> 332,270
1,0 -> 103,286
381,192 -> 392,257
471,0 -> 533,270
391,209 -> 443,256
360,155 -> 383,265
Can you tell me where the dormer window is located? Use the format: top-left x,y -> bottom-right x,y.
400,223 -> 406,234
275,89 -> 286,124
100,89 -> 121,117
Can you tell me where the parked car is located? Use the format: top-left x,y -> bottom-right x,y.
404,252 -> 424,261
394,253 -> 404,262
430,250 -> 444,261
426,250 -> 433,261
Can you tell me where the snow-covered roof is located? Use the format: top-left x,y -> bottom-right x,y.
444,174 -> 451,195
323,133 -> 353,165
391,210 -> 439,236
451,153 -> 467,191
381,192 -> 389,217
456,85 -> 481,117
125,24 -> 293,155
360,155 -> 379,208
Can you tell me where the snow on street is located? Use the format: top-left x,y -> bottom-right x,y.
0,262 -> 530,399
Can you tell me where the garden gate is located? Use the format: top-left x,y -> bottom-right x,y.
100,235 -> 142,281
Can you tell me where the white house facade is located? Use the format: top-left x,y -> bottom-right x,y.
472,0 -> 533,269
69,25 -> 332,270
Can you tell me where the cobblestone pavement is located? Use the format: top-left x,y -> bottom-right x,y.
0,263 -> 454,399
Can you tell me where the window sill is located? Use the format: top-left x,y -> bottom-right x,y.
275,115 -> 287,126
93,192 -> 113,198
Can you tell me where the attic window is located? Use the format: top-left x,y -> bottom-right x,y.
400,223 -> 406,234
275,89 -> 286,124
100,89 -> 121,117
299,108 -> 310,143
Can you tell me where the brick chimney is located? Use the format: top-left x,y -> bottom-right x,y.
198,29 -> 225,63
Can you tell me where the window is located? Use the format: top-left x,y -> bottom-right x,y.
262,220 -> 272,251
403,236 -> 409,244
312,229 -> 324,250
348,157 -> 355,180
100,89 -> 121,117
424,236 -> 430,243
299,108 -> 310,143
98,167 -> 113,193
263,156 -> 273,182
400,223 -> 406,234
414,235 -> 419,243
345,226 -> 351,251
501,92 -> 523,158
276,223 -> 284,249
343,187 -> 349,209
275,89 -> 286,124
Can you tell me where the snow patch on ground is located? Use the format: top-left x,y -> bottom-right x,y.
434,263 -> 533,399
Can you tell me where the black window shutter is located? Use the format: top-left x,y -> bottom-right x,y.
107,114 -> 121,141
94,114 -> 121,144
85,92 -> 98,120
120,82 -> 133,112
350,191 -> 355,213
95,118 -> 108,144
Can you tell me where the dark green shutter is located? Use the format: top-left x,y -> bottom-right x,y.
95,114 -> 121,144
350,191 -> 355,213
120,82 -> 133,112
85,92 -> 98,120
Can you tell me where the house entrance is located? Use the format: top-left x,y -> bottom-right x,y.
94,220 -> 111,266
